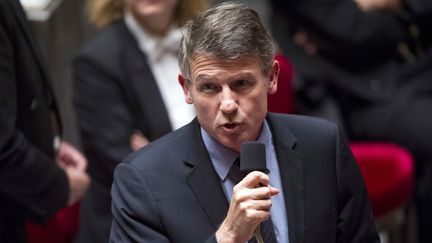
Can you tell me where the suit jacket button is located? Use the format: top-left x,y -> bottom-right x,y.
370,79 -> 381,92
30,99 -> 39,111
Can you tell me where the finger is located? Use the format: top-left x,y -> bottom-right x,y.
130,131 -> 150,151
70,149 -> 87,170
238,171 -> 269,188
74,155 -> 88,171
64,151 -> 87,170
234,187 -> 278,210
269,186 -> 280,196
254,185 -> 279,198
244,207 -> 272,222
245,186 -> 272,200
58,141 -> 87,169
57,160 -> 67,170
242,198 -> 273,212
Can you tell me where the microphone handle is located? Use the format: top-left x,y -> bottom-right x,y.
254,224 -> 264,243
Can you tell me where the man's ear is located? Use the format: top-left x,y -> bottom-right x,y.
178,74 -> 193,104
268,60 -> 279,95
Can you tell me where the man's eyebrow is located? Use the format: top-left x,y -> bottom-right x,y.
195,74 -> 216,82
234,72 -> 255,79
228,72 -> 257,82
195,71 -> 257,82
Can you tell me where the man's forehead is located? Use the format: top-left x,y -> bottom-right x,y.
190,55 -> 262,77
189,54 -> 262,71
191,53 -> 260,63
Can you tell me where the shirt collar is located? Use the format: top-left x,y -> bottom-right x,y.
201,119 -> 273,181
124,12 -> 181,62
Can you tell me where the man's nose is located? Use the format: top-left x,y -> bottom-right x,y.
220,93 -> 238,113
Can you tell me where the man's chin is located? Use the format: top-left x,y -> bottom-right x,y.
217,136 -> 244,152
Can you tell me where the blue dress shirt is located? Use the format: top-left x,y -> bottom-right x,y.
201,120 -> 289,243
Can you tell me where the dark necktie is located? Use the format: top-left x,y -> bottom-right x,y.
227,158 -> 277,243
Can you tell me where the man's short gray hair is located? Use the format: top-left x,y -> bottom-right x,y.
178,2 -> 276,82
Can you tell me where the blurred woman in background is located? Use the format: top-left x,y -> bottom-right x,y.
73,0 -> 207,242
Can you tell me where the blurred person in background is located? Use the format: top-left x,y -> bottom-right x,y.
73,0 -> 207,242
0,0 -> 90,242
270,0 -> 432,241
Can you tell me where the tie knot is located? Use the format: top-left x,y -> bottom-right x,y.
233,156 -> 240,167
228,156 -> 247,184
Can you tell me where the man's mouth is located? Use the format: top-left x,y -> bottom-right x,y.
221,123 -> 241,133
224,123 -> 237,129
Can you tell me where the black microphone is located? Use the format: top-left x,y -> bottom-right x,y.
239,141 -> 268,243
240,141 -> 268,174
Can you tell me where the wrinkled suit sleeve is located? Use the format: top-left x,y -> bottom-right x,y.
335,128 -> 380,243
110,163 -> 218,243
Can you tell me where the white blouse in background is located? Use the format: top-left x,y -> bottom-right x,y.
125,13 -> 195,130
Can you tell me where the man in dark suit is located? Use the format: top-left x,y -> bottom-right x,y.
109,2 -> 379,242
0,0 -> 90,242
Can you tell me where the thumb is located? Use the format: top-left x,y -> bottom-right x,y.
269,186 -> 279,196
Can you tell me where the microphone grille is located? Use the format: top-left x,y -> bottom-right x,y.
240,141 -> 268,174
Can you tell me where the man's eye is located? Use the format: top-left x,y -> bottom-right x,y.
234,80 -> 251,90
199,83 -> 219,93
237,80 -> 249,86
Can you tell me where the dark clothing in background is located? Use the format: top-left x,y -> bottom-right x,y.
0,0 -> 69,242
271,0 -> 432,151
73,20 -> 172,243
270,0 -> 432,241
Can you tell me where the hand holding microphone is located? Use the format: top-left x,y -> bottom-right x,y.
216,142 -> 279,243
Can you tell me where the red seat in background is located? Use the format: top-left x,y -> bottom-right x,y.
26,203 -> 79,243
350,142 -> 414,218
268,54 -> 295,114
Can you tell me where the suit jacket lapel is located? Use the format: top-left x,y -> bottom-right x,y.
184,120 -> 229,229
267,114 -> 305,243
117,22 -> 172,140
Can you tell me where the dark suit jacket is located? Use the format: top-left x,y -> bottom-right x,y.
73,20 -> 172,243
0,0 -> 68,242
110,113 -> 379,243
